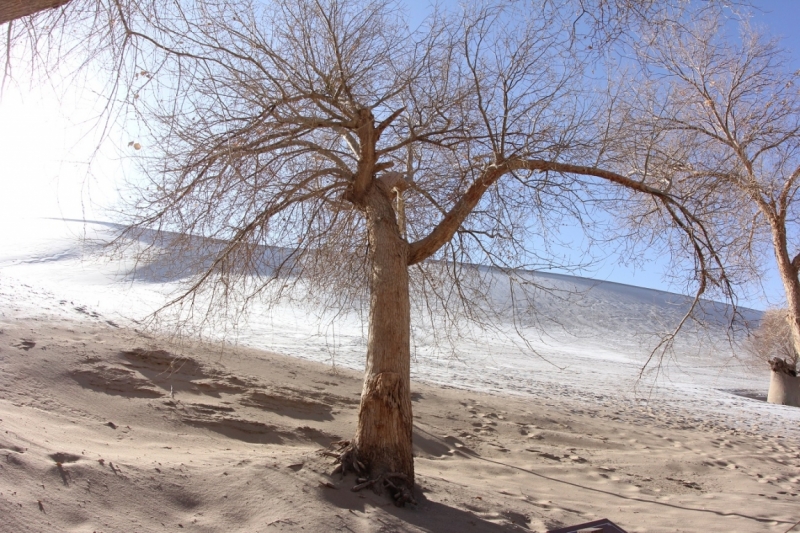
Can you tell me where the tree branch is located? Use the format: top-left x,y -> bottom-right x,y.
407,165 -> 502,265
408,158 -> 682,266
376,107 -> 405,134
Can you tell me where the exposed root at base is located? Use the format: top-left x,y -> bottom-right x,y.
323,440 -> 365,476
321,440 -> 417,506
353,472 -> 417,506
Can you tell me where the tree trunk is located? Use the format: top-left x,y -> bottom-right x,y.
352,184 -> 415,498
0,0 -> 73,25
770,224 -> 800,359
768,223 -> 800,407
779,266 -> 800,368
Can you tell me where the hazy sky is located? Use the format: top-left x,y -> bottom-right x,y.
0,0 -> 798,309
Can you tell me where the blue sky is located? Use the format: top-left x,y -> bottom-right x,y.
751,0 -> 800,67
0,0 -> 799,310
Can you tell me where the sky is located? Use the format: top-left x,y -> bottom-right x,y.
0,72 -> 126,222
0,0 -> 798,311
751,1 -> 800,62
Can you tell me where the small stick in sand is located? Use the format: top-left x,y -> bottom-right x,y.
783,518 -> 800,533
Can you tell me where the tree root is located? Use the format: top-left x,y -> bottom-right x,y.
351,471 -> 416,506
326,440 -> 365,476
322,440 -> 417,506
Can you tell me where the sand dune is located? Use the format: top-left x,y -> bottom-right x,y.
2,219 -> 800,531
1,292 -> 799,532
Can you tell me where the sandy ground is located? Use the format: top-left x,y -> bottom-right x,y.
1,304 -> 799,533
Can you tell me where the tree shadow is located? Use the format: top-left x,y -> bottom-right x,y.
319,478 -> 530,532
412,428 -> 452,458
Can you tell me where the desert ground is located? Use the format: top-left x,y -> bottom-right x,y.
1,293 -> 799,532
1,220 -> 800,532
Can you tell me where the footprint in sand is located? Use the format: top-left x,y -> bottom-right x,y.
12,339 -> 36,351
49,452 -> 81,463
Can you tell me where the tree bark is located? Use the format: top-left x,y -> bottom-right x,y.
769,224 -> 800,363
767,223 -> 800,406
352,182 -> 415,496
0,0 -> 73,25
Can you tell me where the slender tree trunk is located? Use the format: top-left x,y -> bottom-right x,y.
0,0 -> 72,25
768,223 -> 800,407
776,267 -> 800,370
352,184 -> 415,493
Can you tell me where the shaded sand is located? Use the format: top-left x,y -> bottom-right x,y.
1,312 -> 799,533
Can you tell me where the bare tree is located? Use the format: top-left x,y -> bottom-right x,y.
623,12 -> 800,405
748,310 -> 796,365
93,0 -> 734,502
747,309 -> 800,405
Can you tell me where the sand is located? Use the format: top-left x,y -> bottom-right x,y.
1,299 -> 799,533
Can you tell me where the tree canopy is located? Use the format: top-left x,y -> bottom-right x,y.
2,0 -> 758,498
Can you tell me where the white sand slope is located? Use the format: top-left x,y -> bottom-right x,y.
1,218 -> 799,532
